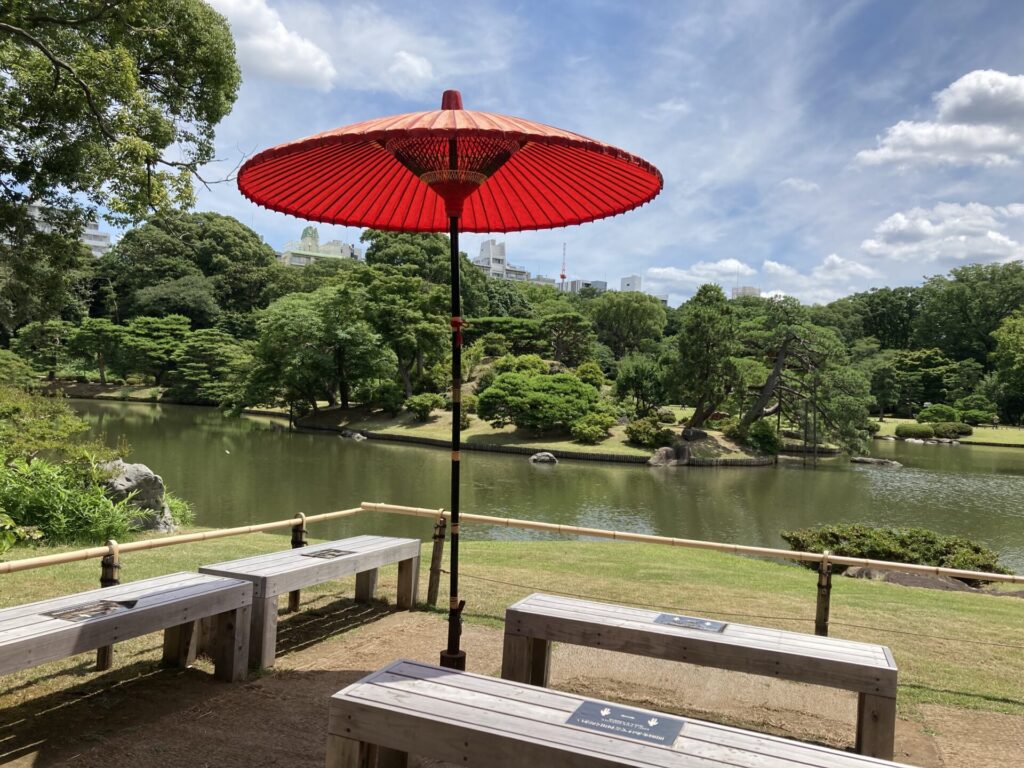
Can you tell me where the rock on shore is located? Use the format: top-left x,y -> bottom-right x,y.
101,459 -> 175,532
849,456 -> 902,468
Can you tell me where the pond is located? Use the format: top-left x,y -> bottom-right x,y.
74,400 -> 1024,572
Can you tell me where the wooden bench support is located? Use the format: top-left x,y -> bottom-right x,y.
200,536 -> 422,671
396,556 -> 419,609
212,605 -> 251,682
249,595 -> 280,670
162,620 -> 199,669
500,634 -> 550,687
354,569 -> 378,604
857,693 -> 897,760
326,735 -> 407,768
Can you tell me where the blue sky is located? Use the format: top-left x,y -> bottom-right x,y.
195,0 -> 1024,306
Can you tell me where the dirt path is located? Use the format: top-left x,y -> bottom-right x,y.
0,600 -> 1018,767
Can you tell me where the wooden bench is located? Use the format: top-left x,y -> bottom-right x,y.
0,572 -> 252,683
200,535 -> 421,670
501,593 -> 898,760
326,659 -> 910,767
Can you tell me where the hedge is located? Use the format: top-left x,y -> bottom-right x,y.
895,423 -> 934,439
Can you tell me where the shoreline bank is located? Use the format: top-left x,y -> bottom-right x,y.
58,382 -> 778,468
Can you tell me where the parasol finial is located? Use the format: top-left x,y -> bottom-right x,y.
441,90 -> 463,110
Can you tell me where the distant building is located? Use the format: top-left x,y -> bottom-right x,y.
472,238 -> 554,286
278,225 -> 362,267
621,274 -> 642,292
27,203 -> 112,258
566,279 -> 608,294
652,294 -> 669,305
731,285 -> 761,299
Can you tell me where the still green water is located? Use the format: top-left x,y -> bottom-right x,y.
74,400 -> 1024,572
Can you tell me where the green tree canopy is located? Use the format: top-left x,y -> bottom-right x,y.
120,314 -> 191,385
69,317 -> 123,384
0,0 -> 240,329
591,291 -> 667,358
477,372 -> 598,432
676,284 -> 738,427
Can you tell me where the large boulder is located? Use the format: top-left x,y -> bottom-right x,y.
529,452 -> 557,464
844,566 -> 976,593
681,427 -> 707,442
648,447 -> 677,467
100,459 -> 175,532
849,456 -> 902,468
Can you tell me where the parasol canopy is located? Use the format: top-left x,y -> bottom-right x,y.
238,90 -> 662,671
238,90 -> 662,230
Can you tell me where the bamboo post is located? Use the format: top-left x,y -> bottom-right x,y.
96,539 -> 120,670
287,513 -> 308,613
815,550 -> 832,637
427,512 -> 447,607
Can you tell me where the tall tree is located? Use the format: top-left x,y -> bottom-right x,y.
541,312 -> 596,367
121,315 -> 191,385
990,311 -> 1024,423
676,284 -> 737,428
0,1 -> 240,329
12,320 -> 75,380
591,291 -> 667,358
914,263 -> 1024,364
69,317 -> 123,384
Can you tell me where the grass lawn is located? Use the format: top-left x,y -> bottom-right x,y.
875,418 -> 1024,446
3,530 -> 1021,717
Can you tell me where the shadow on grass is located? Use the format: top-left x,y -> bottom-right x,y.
274,595 -> 393,660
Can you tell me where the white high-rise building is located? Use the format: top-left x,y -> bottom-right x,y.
566,279 -> 608,294
27,204 -> 112,257
472,239 -> 530,281
621,274 -> 642,292
731,286 -> 761,299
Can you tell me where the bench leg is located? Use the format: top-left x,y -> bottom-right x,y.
162,620 -> 199,668
375,746 -> 408,767
287,588 -> 302,613
397,556 -> 420,609
95,644 -> 114,671
249,594 -> 279,670
501,634 -> 551,686
326,735 -> 371,768
355,568 -> 378,604
856,693 -> 896,760
212,604 -> 251,682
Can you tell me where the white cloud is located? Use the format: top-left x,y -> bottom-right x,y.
646,259 -> 756,292
657,97 -> 691,114
758,255 -> 879,304
857,70 -> 1024,167
860,202 -> 1024,262
210,0 -> 337,91
779,177 -> 820,192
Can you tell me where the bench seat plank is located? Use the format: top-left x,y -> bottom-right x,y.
328,660 -> 909,768
505,594 -> 896,697
200,535 -> 420,598
0,573 -> 252,680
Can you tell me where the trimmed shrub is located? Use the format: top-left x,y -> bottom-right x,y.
746,419 -> 782,454
376,382 -> 405,415
405,393 -> 445,422
574,360 -> 606,390
624,416 -> 675,448
895,423 -> 934,439
917,403 -> 958,423
459,410 -> 471,431
932,421 -> 973,439
864,421 -> 880,435
654,408 -> 676,424
570,412 -> 617,444
478,332 -> 510,357
781,524 -> 1011,585
960,408 -> 995,426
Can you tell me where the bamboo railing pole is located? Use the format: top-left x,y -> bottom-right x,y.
360,501 -> 1024,585
0,507 -> 363,575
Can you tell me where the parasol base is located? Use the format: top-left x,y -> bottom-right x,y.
439,649 -> 467,671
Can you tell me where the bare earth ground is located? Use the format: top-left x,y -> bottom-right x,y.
1,595 -> 1021,768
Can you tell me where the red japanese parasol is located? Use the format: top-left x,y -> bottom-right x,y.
238,90 -> 662,669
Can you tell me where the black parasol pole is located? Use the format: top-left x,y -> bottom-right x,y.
440,137 -> 466,671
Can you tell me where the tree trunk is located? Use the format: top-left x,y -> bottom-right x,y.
97,354 -> 107,385
739,333 -> 795,429
399,364 -> 413,397
340,380 -> 350,410
688,402 -> 716,429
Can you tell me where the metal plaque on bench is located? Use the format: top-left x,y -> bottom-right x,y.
44,600 -> 134,622
567,701 -> 684,746
654,613 -> 726,632
300,549 -> 355,560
